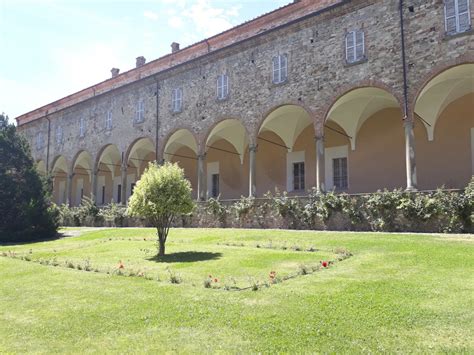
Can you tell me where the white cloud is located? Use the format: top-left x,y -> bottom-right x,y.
183,0 -> 240,37
168,16 -> 184,29
143,10 -> 158,21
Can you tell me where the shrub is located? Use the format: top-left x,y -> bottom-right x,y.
205,196 -> 228,227
127,162 -> 194,256
98,202 -> 127,227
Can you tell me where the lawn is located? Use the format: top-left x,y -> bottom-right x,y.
0,228 -> 473,353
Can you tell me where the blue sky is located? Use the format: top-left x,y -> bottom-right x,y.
0,0 -> 290,121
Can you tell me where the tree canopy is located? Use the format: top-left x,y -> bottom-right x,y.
127,162 -> 194,256
0,113 -> 57,242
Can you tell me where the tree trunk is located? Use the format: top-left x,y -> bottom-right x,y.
158,236 -> 166,256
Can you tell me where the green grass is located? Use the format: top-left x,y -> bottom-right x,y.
1,228 -> 473,353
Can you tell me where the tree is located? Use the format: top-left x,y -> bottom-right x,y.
0,113 -> 58,242
127,162 -> 194,256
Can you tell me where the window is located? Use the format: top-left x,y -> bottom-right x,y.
106,110 -> 112,130
333,157 -> 348,190
172,88 -> 183,112
55,126 -> 63,144
272,54 -> 288,84
135,100 -> 144,123
293,162 -> 305,191
36,132 -> 42,150
217,74 -> 229,100
79,117 -> 85,137
101,186 -> 105,205
211,173 -> 219,198
345,30 -> 365,64
117,184 -> 122,204
445,0 -> 471,35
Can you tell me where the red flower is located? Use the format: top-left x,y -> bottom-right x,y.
208,274 -> 212,278
118,260 -> 125,269
214,278 -> 218,283
321,261 -> 328,268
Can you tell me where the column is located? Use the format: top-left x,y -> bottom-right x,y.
67,173 -> 73,206
197,154 -> 206,201
90,168 -> 98,204
121,163 -> 127,205
315,135 -> 325,193
248,144 -> 257,197
404,120 -> 417,191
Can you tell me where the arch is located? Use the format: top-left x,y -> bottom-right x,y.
95,144 -> 121,205
50,155 -> 68,205
163,129 -> 198,161
205,118 -> 250,164
258,104 -> 313,151
325,87 -> 401,150
414,63 -> 474,141
71,150 -> 93,206
126,137 -> 155,171
36,160 -> 46,176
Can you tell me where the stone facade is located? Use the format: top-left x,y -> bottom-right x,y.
16,0 -> 474,205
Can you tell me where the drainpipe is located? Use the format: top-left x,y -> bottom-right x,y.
154,76 -> 161,163
399,0 -> 417,191
399,0 -> 409,119
45,113 -> 51,172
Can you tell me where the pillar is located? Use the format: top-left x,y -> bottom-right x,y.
121,163 -> 127,205
197,154 -> 206,201
248,144 -> 257,197
315,135 -> 325,193
67,173 -> 73,206
404,120 -> 417,191
90,168 -> 98,203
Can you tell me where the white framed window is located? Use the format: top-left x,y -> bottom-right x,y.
217,74 -> 229,100
135,100 -> 144,123
55,126 -> 63,145
172,88 -> 183,113
325,145 -> 349,191
293,162 -> 305,191
272,54 -> 288,84
36,132 -> 42,150
445,0 -> 471,35
79,117 -> 85,137
211,173 -> 220,198
106,110 -> 112,130
345,30 -> 365,64
333,157 -> 348,190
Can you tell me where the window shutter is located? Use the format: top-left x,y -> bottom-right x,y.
345,32 -> 355,63
272,56 -> 280,83
458,0 -> 471,32
224,74 -> 229,97
445,0 -> 458,34
217,76 -> 222,99
355,30 -> 365,61
281,54 -> 288,82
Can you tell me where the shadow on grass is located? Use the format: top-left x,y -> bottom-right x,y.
0,232 -> 64,246
147,251 -> 222,263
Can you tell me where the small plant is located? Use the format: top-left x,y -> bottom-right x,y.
167,268 -> 182,284
298,264 -> 310,275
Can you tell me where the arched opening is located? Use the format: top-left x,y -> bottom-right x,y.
50,155 -> 68,205
96,144 -> 121,205
205,119 -> 249,199
164,129 -> 198,199
36,160 -> 46,176
257,105 -> 313,195
126,137 -> 156,201
414,63 -> 474,189
325,87 -> 404,193
71,151 -> 93,206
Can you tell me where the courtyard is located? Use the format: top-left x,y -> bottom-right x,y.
1,228 -> 472,353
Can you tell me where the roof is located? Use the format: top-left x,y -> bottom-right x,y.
16,0 -> 340,126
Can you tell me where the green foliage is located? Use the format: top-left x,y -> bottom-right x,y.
127,162 -> 194,255
98,201 -> 127,227
205,196 -> 228,227
265,189 -> 303,229
232,196 -> 255,225
0,113 -> 58,242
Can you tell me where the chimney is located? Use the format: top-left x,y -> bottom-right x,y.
111,68 -> 120,78
171,42 -> 180,53
136,56 -> 146,68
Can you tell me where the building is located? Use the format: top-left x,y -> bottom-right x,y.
16,0 -> 474,206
